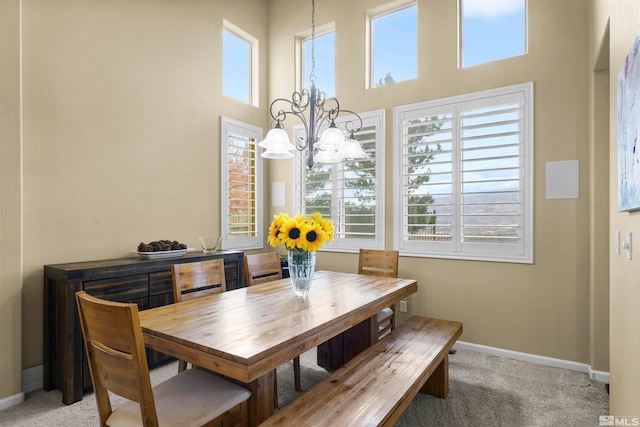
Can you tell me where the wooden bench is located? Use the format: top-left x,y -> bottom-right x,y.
260,315 -> 463,426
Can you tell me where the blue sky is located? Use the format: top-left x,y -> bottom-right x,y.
462,0 -> 526,67
223,28 -> 251,103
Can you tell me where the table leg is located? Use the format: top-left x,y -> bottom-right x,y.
244,370 -> 276,426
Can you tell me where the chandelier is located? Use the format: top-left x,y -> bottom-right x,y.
258,0 -> 367,169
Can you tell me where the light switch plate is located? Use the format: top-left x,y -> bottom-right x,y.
399,301 -> 408,312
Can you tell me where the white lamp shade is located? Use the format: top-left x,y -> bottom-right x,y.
342,136 -> 369,159
314,148 -> 343,163
262,149 -> 294,159
316,126 -> 345,149
258,128 -> 295,152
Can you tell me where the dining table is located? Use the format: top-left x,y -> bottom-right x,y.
138,269 -> 418,426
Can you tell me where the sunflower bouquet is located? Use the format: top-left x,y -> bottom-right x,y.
268,212 -> 334,252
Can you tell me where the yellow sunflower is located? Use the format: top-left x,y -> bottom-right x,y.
267,213 -> 288,247
294,214 -> 307,223
278,217 -> 305,250
313,212 -> 334,241
267,212 -> 334,251
302,221 -> 326,252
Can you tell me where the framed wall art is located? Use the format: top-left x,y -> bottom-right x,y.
617,32 -> 640,212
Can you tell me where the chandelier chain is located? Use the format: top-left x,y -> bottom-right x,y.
310,0 -> 316,85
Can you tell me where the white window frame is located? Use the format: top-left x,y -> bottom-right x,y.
393,83 -> 534,263
367,1 -> 418,89
222,20 -> 258,106
292,109 -> 386,252
459,0 -> 527,68
220,117 -> 263,250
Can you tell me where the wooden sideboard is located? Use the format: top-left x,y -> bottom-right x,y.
43,250 -> 244,405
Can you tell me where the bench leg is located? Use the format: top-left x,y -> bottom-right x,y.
420,353 -> 449,398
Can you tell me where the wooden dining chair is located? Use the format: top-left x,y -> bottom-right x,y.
245,252 -> 302,405
172,258 -> 226,372
245,251 -> 283,286
172,258 -> 227,303
75,291 -> 250,427
358,249 -> 400,340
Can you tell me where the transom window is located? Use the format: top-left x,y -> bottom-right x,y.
223,21 -> 258,105
293,110 -> 386,251
460,0 -> 527,68
369,2 -> 417,88
393,83 -> 533,263
220,117 -> 263,250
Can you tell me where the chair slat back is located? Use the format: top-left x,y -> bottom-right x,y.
245,252 -> 282,286
172,258 -> 226,302
75,291 -> 158,426
358,249 -> 399,278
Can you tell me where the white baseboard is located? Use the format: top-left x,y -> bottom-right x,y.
23,365 -> 43,394
0,392 -> 24,412
453,340 -> 610,384
589,368 -> 610,383
0,365 -> 43,411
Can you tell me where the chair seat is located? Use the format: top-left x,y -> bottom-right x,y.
106,368 -> 251,427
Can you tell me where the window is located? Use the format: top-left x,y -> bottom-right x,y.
302,31 -> 335,97
220,117 -> 263,250
369,2 -> 417,88
293,110 -> 386,251
393,83 -> 533,263
460,0 -> 526,68
223,21 -> 257,105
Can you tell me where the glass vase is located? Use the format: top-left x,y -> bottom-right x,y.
287,249 -> 316,298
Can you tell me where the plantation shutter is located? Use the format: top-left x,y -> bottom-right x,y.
221,117 -> 263,250
394,83 -> 533,263
460,94 -> 524,248
293,110 -> 385,251
398,105 -> 455,252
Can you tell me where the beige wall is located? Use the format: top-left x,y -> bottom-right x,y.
16,0 -> 269,372
592,0 -> 640,413
0,0 -> 23,401
268,0 -> 600,366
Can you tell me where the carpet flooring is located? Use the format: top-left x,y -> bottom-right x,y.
0,348 -> 609,426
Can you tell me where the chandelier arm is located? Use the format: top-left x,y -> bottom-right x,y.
315,114 -> 333,132
291,89 -> 311,113
268,97 -> 311,150
268,98 -> 296,123
337,109 -> 364,134
296,118 -> 311,152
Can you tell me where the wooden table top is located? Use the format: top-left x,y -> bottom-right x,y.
139,270 -> 417,383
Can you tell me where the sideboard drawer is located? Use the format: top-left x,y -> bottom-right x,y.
84,274 -> 149,302
150,271 -> 173,295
